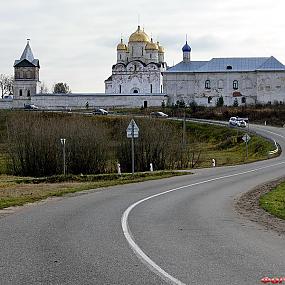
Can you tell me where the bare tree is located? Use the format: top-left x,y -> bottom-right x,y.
0,74 -> 13,98
39,82 -> 49,94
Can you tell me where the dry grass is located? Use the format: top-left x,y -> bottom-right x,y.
0,172 -> 190,209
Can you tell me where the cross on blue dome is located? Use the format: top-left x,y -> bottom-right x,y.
182,41 -> 191,52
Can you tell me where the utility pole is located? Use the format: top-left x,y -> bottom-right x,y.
60,138 -> 66,175
182,111 -> 186,148
131,121 -> 135,175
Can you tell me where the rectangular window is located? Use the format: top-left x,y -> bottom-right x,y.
150,84 -> 153,93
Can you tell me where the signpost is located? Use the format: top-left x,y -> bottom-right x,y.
126,119 -> 139,174
242,133 -> 251,159
60,138 -> 66,175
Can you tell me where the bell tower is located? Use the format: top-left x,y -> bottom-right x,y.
13,39 -> 40,99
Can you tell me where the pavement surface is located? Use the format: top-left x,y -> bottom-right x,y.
0,124 -> 284,285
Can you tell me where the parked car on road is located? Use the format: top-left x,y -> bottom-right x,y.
93,108 -> 108,115
229,117 -> 238,126
24,104 -> 39,110
150,111 -> 168,118
237,120 -> 247,128
229,117 -> 247,128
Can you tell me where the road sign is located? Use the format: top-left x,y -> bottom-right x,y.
127,131 -> 139,138
126,119 -> 139,132
126,119 -> 139,138
242,134 -> 251,142
126,119 -> 140,175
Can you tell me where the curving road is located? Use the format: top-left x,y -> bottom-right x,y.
0,124 -> 284,285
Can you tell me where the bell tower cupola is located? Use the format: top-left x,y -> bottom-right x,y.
182,40 -> 191,62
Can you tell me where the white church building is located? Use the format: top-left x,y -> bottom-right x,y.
163,41 -> 285,106
105,25 -> 166,96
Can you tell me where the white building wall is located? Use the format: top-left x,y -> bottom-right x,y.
164,71 -> 285,106
31,93 -> 167,109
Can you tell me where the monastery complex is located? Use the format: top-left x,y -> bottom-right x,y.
3,26 -> 285,109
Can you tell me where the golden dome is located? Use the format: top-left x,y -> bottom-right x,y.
117,39 -> 127,51
157,42 -> 165,53
129,26 -> 150,43
145,38 -> 158,50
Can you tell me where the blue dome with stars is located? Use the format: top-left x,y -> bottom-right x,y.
182,41 -> 191,52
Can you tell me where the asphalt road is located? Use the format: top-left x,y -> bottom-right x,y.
0,124 -> 284,285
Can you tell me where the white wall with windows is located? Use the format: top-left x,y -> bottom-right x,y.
163,71 -> 285,106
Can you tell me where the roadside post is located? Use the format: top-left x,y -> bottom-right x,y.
117,163 -> 121,175
60,138 -> 66,175
126,119 -> 139,175
242,133 -> 251,160
150,163 -> 154,172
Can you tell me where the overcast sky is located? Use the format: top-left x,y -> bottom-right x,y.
1,0 -> 284,92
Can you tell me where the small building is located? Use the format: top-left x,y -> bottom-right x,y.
163,40 -> 285,106
14,40 -> 40,100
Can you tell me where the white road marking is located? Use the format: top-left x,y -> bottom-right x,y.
258,128 -> 285,138
121,160 -> 285,285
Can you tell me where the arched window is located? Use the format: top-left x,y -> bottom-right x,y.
150,84 -> 153,93
27,90 -> 31,97
119,85 -> 122,94
119,54 -> 122,60
133,89 -> 139,94
161,85 -> 163,93
26,71 -> 31,79
141,47 -> 144,56
150,54 -> 152,59
205,80 -> 211,89
19,89 -> 22,96
233,80 -> 238,90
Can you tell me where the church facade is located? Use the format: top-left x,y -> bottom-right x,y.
163,41 -> 285,106
105,26 -> 167,95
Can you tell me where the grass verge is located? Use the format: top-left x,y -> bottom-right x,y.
0,171 -> 190,210
260,182 -> 285,220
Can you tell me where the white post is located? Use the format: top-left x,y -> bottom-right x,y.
212,158 -> 216,167
60,138 -> 66,175
117,163 -> 121,175
150,163 -> 153,172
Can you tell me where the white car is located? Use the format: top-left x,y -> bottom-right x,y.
150,111 -> 169,118
229,117 -> 238,126
237,120 -> 247,128
93,108 -> 108,115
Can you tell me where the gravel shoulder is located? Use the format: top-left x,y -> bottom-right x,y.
235,176 -> 285,235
